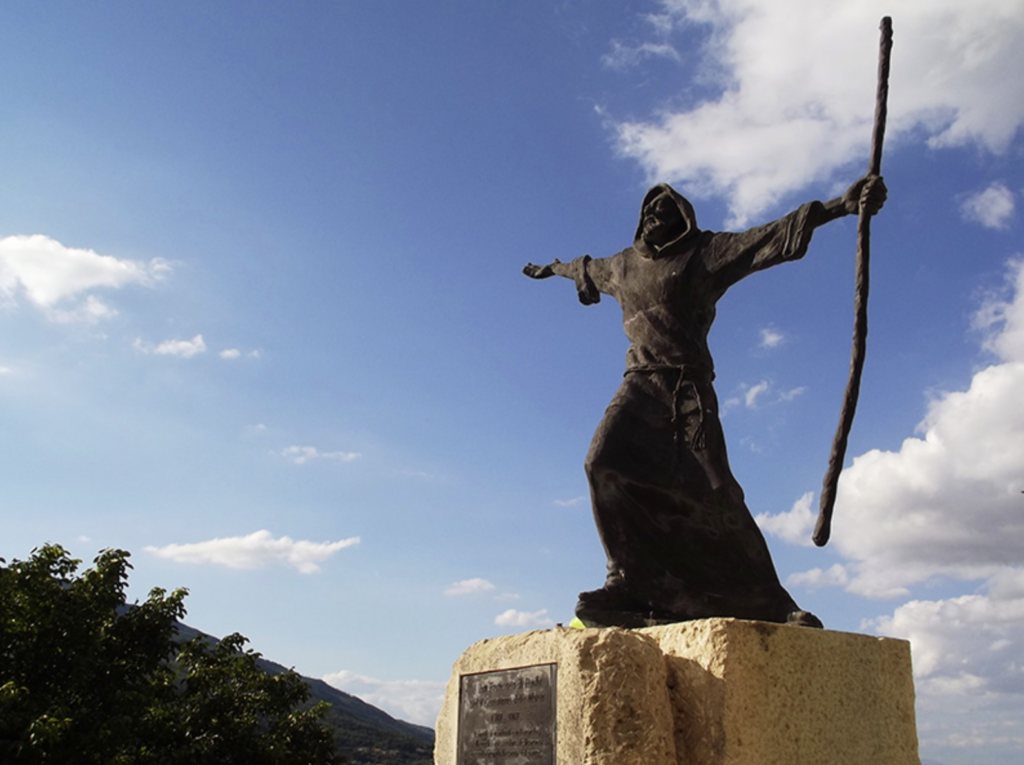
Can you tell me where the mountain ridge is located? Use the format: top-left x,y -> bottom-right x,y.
174,621 -> 434,764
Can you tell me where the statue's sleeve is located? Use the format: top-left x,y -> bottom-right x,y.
569,254 -> 616,305
704,201 -> 824,292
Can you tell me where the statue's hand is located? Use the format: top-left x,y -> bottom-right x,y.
843,174 -> 887,216
523,259 -> 561,279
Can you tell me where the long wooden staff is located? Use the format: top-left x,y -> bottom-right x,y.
814,17 -> 893,547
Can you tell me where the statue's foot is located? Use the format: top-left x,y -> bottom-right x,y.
575,584 -> 652,629
786,609 -> 824,628
574,606 -> 651,629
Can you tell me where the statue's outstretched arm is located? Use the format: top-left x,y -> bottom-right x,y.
523,256 -> 601,305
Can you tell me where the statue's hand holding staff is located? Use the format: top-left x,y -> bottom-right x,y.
843,174 -> 887,217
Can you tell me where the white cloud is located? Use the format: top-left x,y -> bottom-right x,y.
776,386 -> 806,403
612,0 -> 1024,226
494,609 -> 555,628
786,563 -> 849,591
831,361 -> 1024,598
0,234 -> 168,321
399,469 -> 441,481
219,348 -> 261,360
864,583 -> 1024,758
759,327 -> 785,349
755,491 -> 815,546
134,334 -> 207,358
961,183 -> 1016,229
737,379 -> 805,408
603,40 -> 681,70
868,588 -> 1024,691
157,335 -> 206,357
554,496 -> 587,507
145,529 -> 359,574
322,670 -> 446,727
278,445 -> 362,465
743,379 -> 769,407
444,578 -> 496,597
975,257 -> 1024,362
47,294 -> 120,324
739,435 -> 761,454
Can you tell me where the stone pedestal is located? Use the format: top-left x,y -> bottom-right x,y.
434,619 -> 919,765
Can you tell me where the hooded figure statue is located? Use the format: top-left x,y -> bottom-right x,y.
524,176 -> 886,629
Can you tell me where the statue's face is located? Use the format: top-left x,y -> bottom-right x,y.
642,193 -> 684,247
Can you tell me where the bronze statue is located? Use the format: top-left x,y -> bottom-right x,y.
525,175 -> 886,629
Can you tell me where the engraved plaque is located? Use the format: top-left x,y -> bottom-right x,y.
457,663 -> 557,765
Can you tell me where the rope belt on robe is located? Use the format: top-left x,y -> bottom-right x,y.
625,364 -> 712,452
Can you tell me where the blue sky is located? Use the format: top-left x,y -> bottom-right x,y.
2,1 -> 1023,763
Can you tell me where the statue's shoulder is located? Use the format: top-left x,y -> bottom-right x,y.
585,246 -> 634,270
606,245 -> 641,272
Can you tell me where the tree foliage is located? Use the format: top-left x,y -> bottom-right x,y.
0,544 -> 342,764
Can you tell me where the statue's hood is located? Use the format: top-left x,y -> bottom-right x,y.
633,184 -> 700,259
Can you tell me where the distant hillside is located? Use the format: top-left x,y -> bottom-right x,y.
259,654 -> 434,765
175,622 -> 435,765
